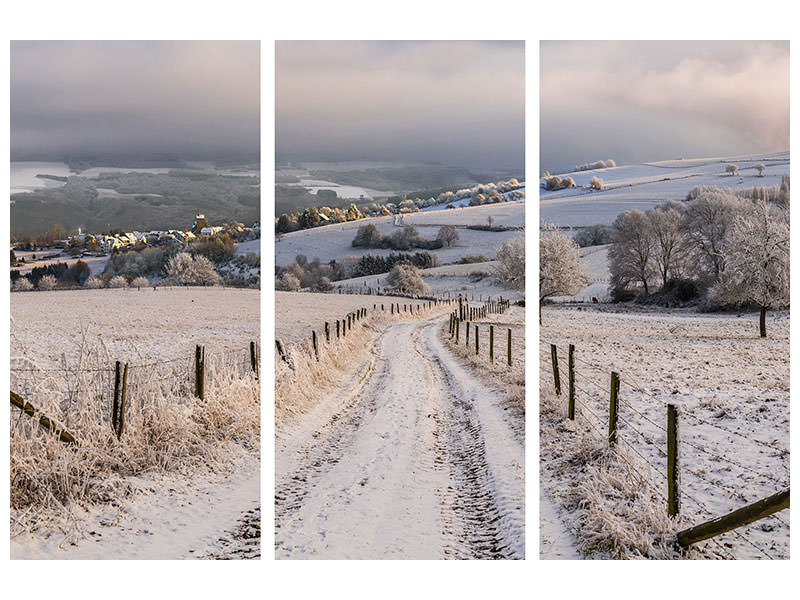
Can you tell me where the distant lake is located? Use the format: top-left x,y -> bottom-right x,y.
10,161 -> 71,194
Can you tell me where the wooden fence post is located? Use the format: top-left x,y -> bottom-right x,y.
507,328 -> 512,366
676,489 -> 790,547
550,344 -> 561,396
667,404 -> 680,517
466,321 -> 470,345
489,325 -> 494,363
475,325 -> 479,355
608,371 -> 619,445
275,339 -> 287,363
568,344 -> 575,420
324,322 -> 330,343
117,363 -> 128,439
11,391 -> 77,445
112,360 -> 121,432
312,330 -> 319,361
455,318 -> 460,342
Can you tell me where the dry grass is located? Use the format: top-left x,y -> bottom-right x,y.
442,307 -> 525,418
10,342 -> 259,535
275,302 -> 452,433
539,387 -> 711,559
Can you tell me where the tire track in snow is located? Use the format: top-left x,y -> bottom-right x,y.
275,316 -> 524,559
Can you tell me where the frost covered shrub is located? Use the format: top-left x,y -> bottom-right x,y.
277,272 -> 300,291
589,176 -> 604,190
13,277 -> 34,292
131,276 -> 150,289
496,235 -> 526,291
85,275 -> 105,289
165,253 -> 222,286
108,275 -> 128,288
725,164 -> 739,176
755,163 -> 766,177
37,275 -> 57,291
386,263 -> 428,294
544,175 -> 576,191
575,159 -> 615,171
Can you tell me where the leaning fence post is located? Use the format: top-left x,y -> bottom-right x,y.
489,325 -> 494,363
550,344 -> 561,396
112,360 -> 121,433
667,404 -> 680,517
117,363 -> 128,439
275,339 -> 287,363
608,371 -> 619,445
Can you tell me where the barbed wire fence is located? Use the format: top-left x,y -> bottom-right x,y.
540,341 -> 789,560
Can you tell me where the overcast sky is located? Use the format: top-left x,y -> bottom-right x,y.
11,41 -> 259,162
276,41 -> 525,171
540,41 -> 789,173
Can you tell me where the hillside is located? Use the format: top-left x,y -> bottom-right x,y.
540,151 -> 789,227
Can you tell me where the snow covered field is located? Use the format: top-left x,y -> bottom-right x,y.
275,200 -> 524,267
540,151 -> 789,227
10,286 -> 260,559
540,305 -> 789,559
11,287 -> 259,368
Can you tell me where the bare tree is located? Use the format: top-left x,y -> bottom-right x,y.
649,202 -> 686,289
682,189 -> 746,279
436,225 -> 459,247
609,209 -> 655,296
539,227 -> 583,322
712,200 -> 789,337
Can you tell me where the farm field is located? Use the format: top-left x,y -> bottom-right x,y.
540,151 -> 789,227
275,199 -> 524,267
10,286 -> 260,559
539,305 -> 789,559
11,287 -> 259,367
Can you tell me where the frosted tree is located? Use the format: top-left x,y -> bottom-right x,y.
12,278 -> 33,292
589,176 -> 604,190
755,163 -> 766,177
683,189 -> 746,279
649,202 -> 686,289
165,253 -> 222,286
37,275 -> 57,290
539,226 -> 584,323
85,275 -> 105,289
726,164 -> 739,176
386,263 -> 428,295
109,275 -> 128,288
495,236 -> 525,291
712,200 -> 789,337
131,276 -> 150,289
609,209 -> 655,296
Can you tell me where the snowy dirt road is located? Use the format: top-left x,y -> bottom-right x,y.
275,315 -> 525,559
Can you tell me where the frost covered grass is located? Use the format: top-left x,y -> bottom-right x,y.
275,292 -> 452,432
10,347 -> 259,540
443,305 -> 525,418
539,387 -> 705,559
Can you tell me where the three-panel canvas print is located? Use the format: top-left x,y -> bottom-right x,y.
7,39 -> 789,561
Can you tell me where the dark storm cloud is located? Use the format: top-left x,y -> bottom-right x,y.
276,41 -> 525,171
540,41 -> 789,173
11,41 -> 259,161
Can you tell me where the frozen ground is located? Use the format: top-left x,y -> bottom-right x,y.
275,312 -> 524,559
540,305 -> 789,559
12,250 -> 108,276
541,151 -> 789,227
11,454 -> 259,560
11,287 -> 259,368
275,200 -> 524,267
333,261 -> 525,303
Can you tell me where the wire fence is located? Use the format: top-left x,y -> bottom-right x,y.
541,340 -> 789,559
